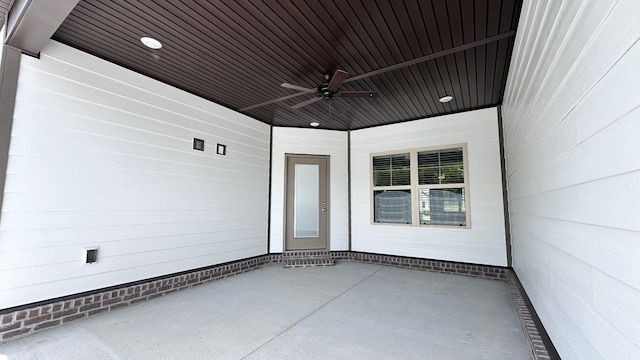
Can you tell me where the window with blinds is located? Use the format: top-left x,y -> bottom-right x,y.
371,153 -> 412,224
370,145 -> 469,227
417,148 -> 464,185
372,153 -> 411,186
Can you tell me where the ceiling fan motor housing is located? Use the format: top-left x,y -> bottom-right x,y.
281,69 -> 377,108
317,84 -> 336,99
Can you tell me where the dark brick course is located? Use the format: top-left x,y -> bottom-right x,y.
141,289 -> 157,297
34,320 -> 61,331
40,306 -> 52,315
23,314 -> 52,327
62,313 -> 87,324
1,314 -> 13,324
15,311 -> 27,321
109,303 -> 129,311
79,303 -> 101,312
130,297 -> 148,305
53,308 -> 78,320
2,328 -> 31,340
102,298 -> 122,306
0,322 -> 21,333
88,308 -> 108,317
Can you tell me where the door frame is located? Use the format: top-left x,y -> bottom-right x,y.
283,154 -> 330,252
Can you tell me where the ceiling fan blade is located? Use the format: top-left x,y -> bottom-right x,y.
327,69 -> 349,91
281,83 -> 316,93
292,96 -> 322,109
339,91 -> 379,98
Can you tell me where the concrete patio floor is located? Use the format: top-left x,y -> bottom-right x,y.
0,262 -> 532,359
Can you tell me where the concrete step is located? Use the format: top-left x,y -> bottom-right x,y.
281,251 -> 335,268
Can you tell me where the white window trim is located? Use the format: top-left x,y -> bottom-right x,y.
370,143 -> 471,228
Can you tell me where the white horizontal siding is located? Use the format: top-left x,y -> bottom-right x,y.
350,108 -> 507,266
270,127 -> 348,252
0,41 -> 270,309
502,0 -> 640,358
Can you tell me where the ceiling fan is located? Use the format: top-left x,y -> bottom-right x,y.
281,70 -> 378,109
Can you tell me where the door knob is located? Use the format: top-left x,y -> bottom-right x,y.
321,208 -> 327,212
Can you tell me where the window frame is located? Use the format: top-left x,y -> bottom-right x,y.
370,144 -> 471,228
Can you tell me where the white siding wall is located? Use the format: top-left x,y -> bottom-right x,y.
0,41 -> 271,309
350,108 -> 507,266
502,1 -> 640,359
270,127 -> 348,252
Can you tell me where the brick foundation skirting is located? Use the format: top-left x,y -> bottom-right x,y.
506,270 -> 559,360
344,251 -> 507,279
1,251 -> 552,360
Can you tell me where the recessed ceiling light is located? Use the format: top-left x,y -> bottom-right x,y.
140,36 -> 162,49
439,95 -> 453,103
310,122 -> 320,127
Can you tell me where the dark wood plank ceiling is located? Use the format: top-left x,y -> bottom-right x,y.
52,0 -> 522,131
